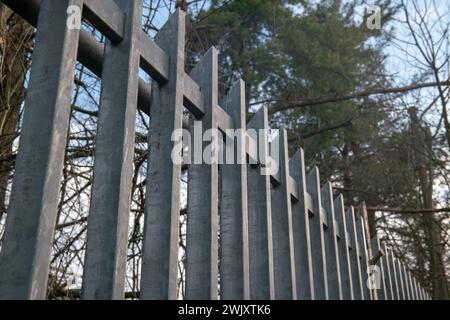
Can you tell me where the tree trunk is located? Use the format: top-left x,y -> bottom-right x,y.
409,107 -> 449,300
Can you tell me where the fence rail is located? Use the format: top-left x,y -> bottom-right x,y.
0,0 -> 431,300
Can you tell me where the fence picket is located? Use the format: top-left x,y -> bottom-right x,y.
355,210 -> 371,299
333,195 -> 354,300
371,236 -> 387,300
185,47 -> 220,300
82,0 -> 141,300
219,80 -> 250,300
306,167 -> 329,300
140,9 -> 186,300
247,107 -> 275,300
346,207 -> 365,300
289,150 -> 315,299
270,130 -> 296,300
0,0 -> 82,299
321,183 -> 343,300
381,243 -> 394,300
397,259 -> 406,300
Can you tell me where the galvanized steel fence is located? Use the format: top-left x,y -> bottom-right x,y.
0,0 -> 431,300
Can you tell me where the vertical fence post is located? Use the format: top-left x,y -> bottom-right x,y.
247,107 -> 275,300
402,264 -> 411,300
306,167 -> 329,300
356,210 -> 371,299
347,207 -> 365,300
140,9 -> 186,300
396,259 -> 406,300
289,150 -> 314,299
413,277 -> 419,300
270,130 -> 296,300
381,243 -> 394,300
422,285 -> 427,300
0,0 -> 82,300
321,183 -> 342,300
81,0 -> 141,300
186,47 -> 219,300
410,274 -> 415,300
371,236 -> 387,300
405,267 -> 413,300
360,204 -> 375,300
219,80 -> 250,300
408,271 -> 417,300
333,195 -> 354,300
415,279 -> 422,300
389,251 -> 401,300
416,280 -> 421,300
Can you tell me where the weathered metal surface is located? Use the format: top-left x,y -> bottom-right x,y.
334,195 -> 354,300
185,48 -> 219,300
0,0 -> 82,300
306,167 -> 329,299
219,80 -> 250,300
289,150 -> 314,300
81,0 -> 141,300
346,207 -> 365,300
355,211 -> 371,300
321,182 -> 342,300
270,130 -> 296,300
247,108 -> 275,300
140,10 -> 186,300
83,0 -> 124,43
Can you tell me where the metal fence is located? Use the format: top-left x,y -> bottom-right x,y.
0,0 -> 431,300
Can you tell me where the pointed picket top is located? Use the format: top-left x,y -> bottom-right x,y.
190,46 -> 219,85
248,105 -> 269,130
155,8 -> 186,45
270,128 -> 297,300
356,202 -> 372,300
320,182 -> 334,227
218,75 -> 249,300
289,148 -> 306,181
221,79 -> 246,114
382,242 -> 395,300
306,166 -> 321,208
0,0 -> 83,299
247,106 -> 270,166
307,166 -> 320,190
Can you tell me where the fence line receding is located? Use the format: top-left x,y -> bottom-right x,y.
0,0 -> 430,300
